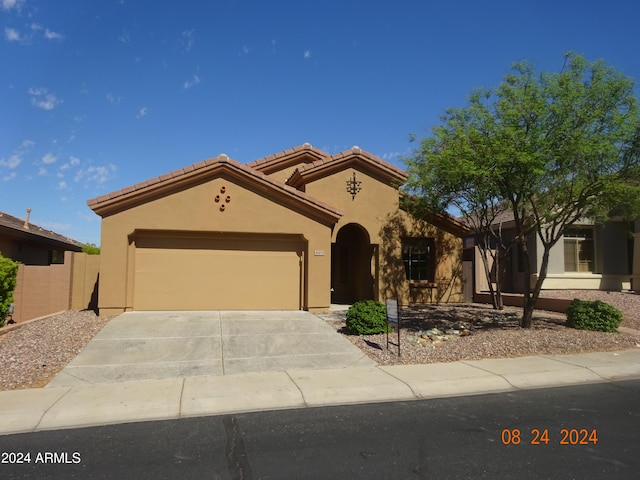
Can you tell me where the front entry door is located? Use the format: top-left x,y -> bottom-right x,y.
331,224 -> 374,304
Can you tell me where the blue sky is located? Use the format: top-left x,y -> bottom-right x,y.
2,0 -> 640,246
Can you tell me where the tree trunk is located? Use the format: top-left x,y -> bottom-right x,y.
478,242 -> 501,310
518,236 -> 534,328
522,244 -> 552,328
494,248 -> 504,310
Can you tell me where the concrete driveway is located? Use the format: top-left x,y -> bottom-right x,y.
47,311 -> 375,387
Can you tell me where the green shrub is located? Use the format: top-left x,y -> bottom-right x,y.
566,299 -> 623,332
81,243 -> 100,255
345,300 -> 391,335
0,253 -> 19,327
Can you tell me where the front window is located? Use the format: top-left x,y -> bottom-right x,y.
564,228 -> 594,272
402,238 -> 435,281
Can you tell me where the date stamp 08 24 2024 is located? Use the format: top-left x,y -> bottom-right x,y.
501,428 -> 598,446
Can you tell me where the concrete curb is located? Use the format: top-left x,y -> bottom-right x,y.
1,348 -> 639,436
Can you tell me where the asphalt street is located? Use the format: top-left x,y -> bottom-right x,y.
1,379 -> 639,479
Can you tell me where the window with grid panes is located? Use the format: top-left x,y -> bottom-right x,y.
563,228 -> 594,272
402,238 -> 435,281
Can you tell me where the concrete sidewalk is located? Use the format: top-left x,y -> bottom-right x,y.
2,347 -> 640,436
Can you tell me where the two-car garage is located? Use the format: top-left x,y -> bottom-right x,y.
132,232 -> 305,311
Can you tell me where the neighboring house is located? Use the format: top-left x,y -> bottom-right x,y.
0,209 -> 83,265
472,213 -> 638,293
87,144 -> 470,316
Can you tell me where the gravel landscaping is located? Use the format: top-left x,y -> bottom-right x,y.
321,302 -> 639,367
0,310 -> 112,391
1,290 -> 639,391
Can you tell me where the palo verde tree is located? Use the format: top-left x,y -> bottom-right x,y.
406,53 -> 640,328
404,108 -> 516,311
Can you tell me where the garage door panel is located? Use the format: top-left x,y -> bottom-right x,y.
133,237 -> 302,310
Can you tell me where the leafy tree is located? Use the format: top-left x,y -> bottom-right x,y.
403,114 -> 515,310
0,253 -> 19,326
406,53 -> 640,328
82,243 -> 100,255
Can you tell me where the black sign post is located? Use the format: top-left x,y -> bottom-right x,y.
385,299 -> 401,357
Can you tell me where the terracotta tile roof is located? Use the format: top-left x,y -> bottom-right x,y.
87,154 -> 343,219
246,143 -> 328,171
287,146 -> 408,187
306,146 -> 406,176
0,210 -> 84,250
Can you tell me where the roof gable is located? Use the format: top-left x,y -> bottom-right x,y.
246,143 -> 328,176
87,154 -> 343,224
286,146 -> 408,189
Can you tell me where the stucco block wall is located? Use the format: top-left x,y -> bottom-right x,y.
12,261 -> 70,323
70,252 -> 100,310
10,251 -> 100,323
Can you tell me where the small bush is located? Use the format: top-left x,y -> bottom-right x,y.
345,300 -> 391,335
0,253 -> 19,327
81,243 -> 100,255
566,299 -> 622,332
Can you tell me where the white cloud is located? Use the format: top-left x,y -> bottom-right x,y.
0,139 -> 33,169
304,49 -> 311,59
136,107 -> 148,118
240,45 -> 250,56
4,27 -> 21,42
106,92 -> 122,104
5,22 -> 63,43
119,30 -> 130,44
182,29 -> 195,52
183,75 -> 200,89
41,221 -> 71,231
42,152 -> 57,164
74,164 -> 117,185
3,171 -> 17,181
44,29 -> 64,41
0,154 -> 22,169
38,166 -> 47,176
381,151 -> 402,161
60,156 -> 80,171
1,0 -> 24,11
57,180 -> 67,189
29,87 -> 63,110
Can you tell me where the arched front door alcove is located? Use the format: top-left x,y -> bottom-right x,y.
331,223 -> 374,304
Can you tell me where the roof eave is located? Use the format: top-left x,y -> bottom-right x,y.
87,157 -> 343,225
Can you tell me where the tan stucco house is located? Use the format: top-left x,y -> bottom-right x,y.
88,144 -> 469,316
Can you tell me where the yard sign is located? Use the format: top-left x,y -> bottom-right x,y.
385,299 -> 401,357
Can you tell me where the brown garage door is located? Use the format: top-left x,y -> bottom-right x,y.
133,233 -> 304,310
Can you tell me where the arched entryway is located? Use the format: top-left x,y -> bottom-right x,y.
331,223 -> 374,304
